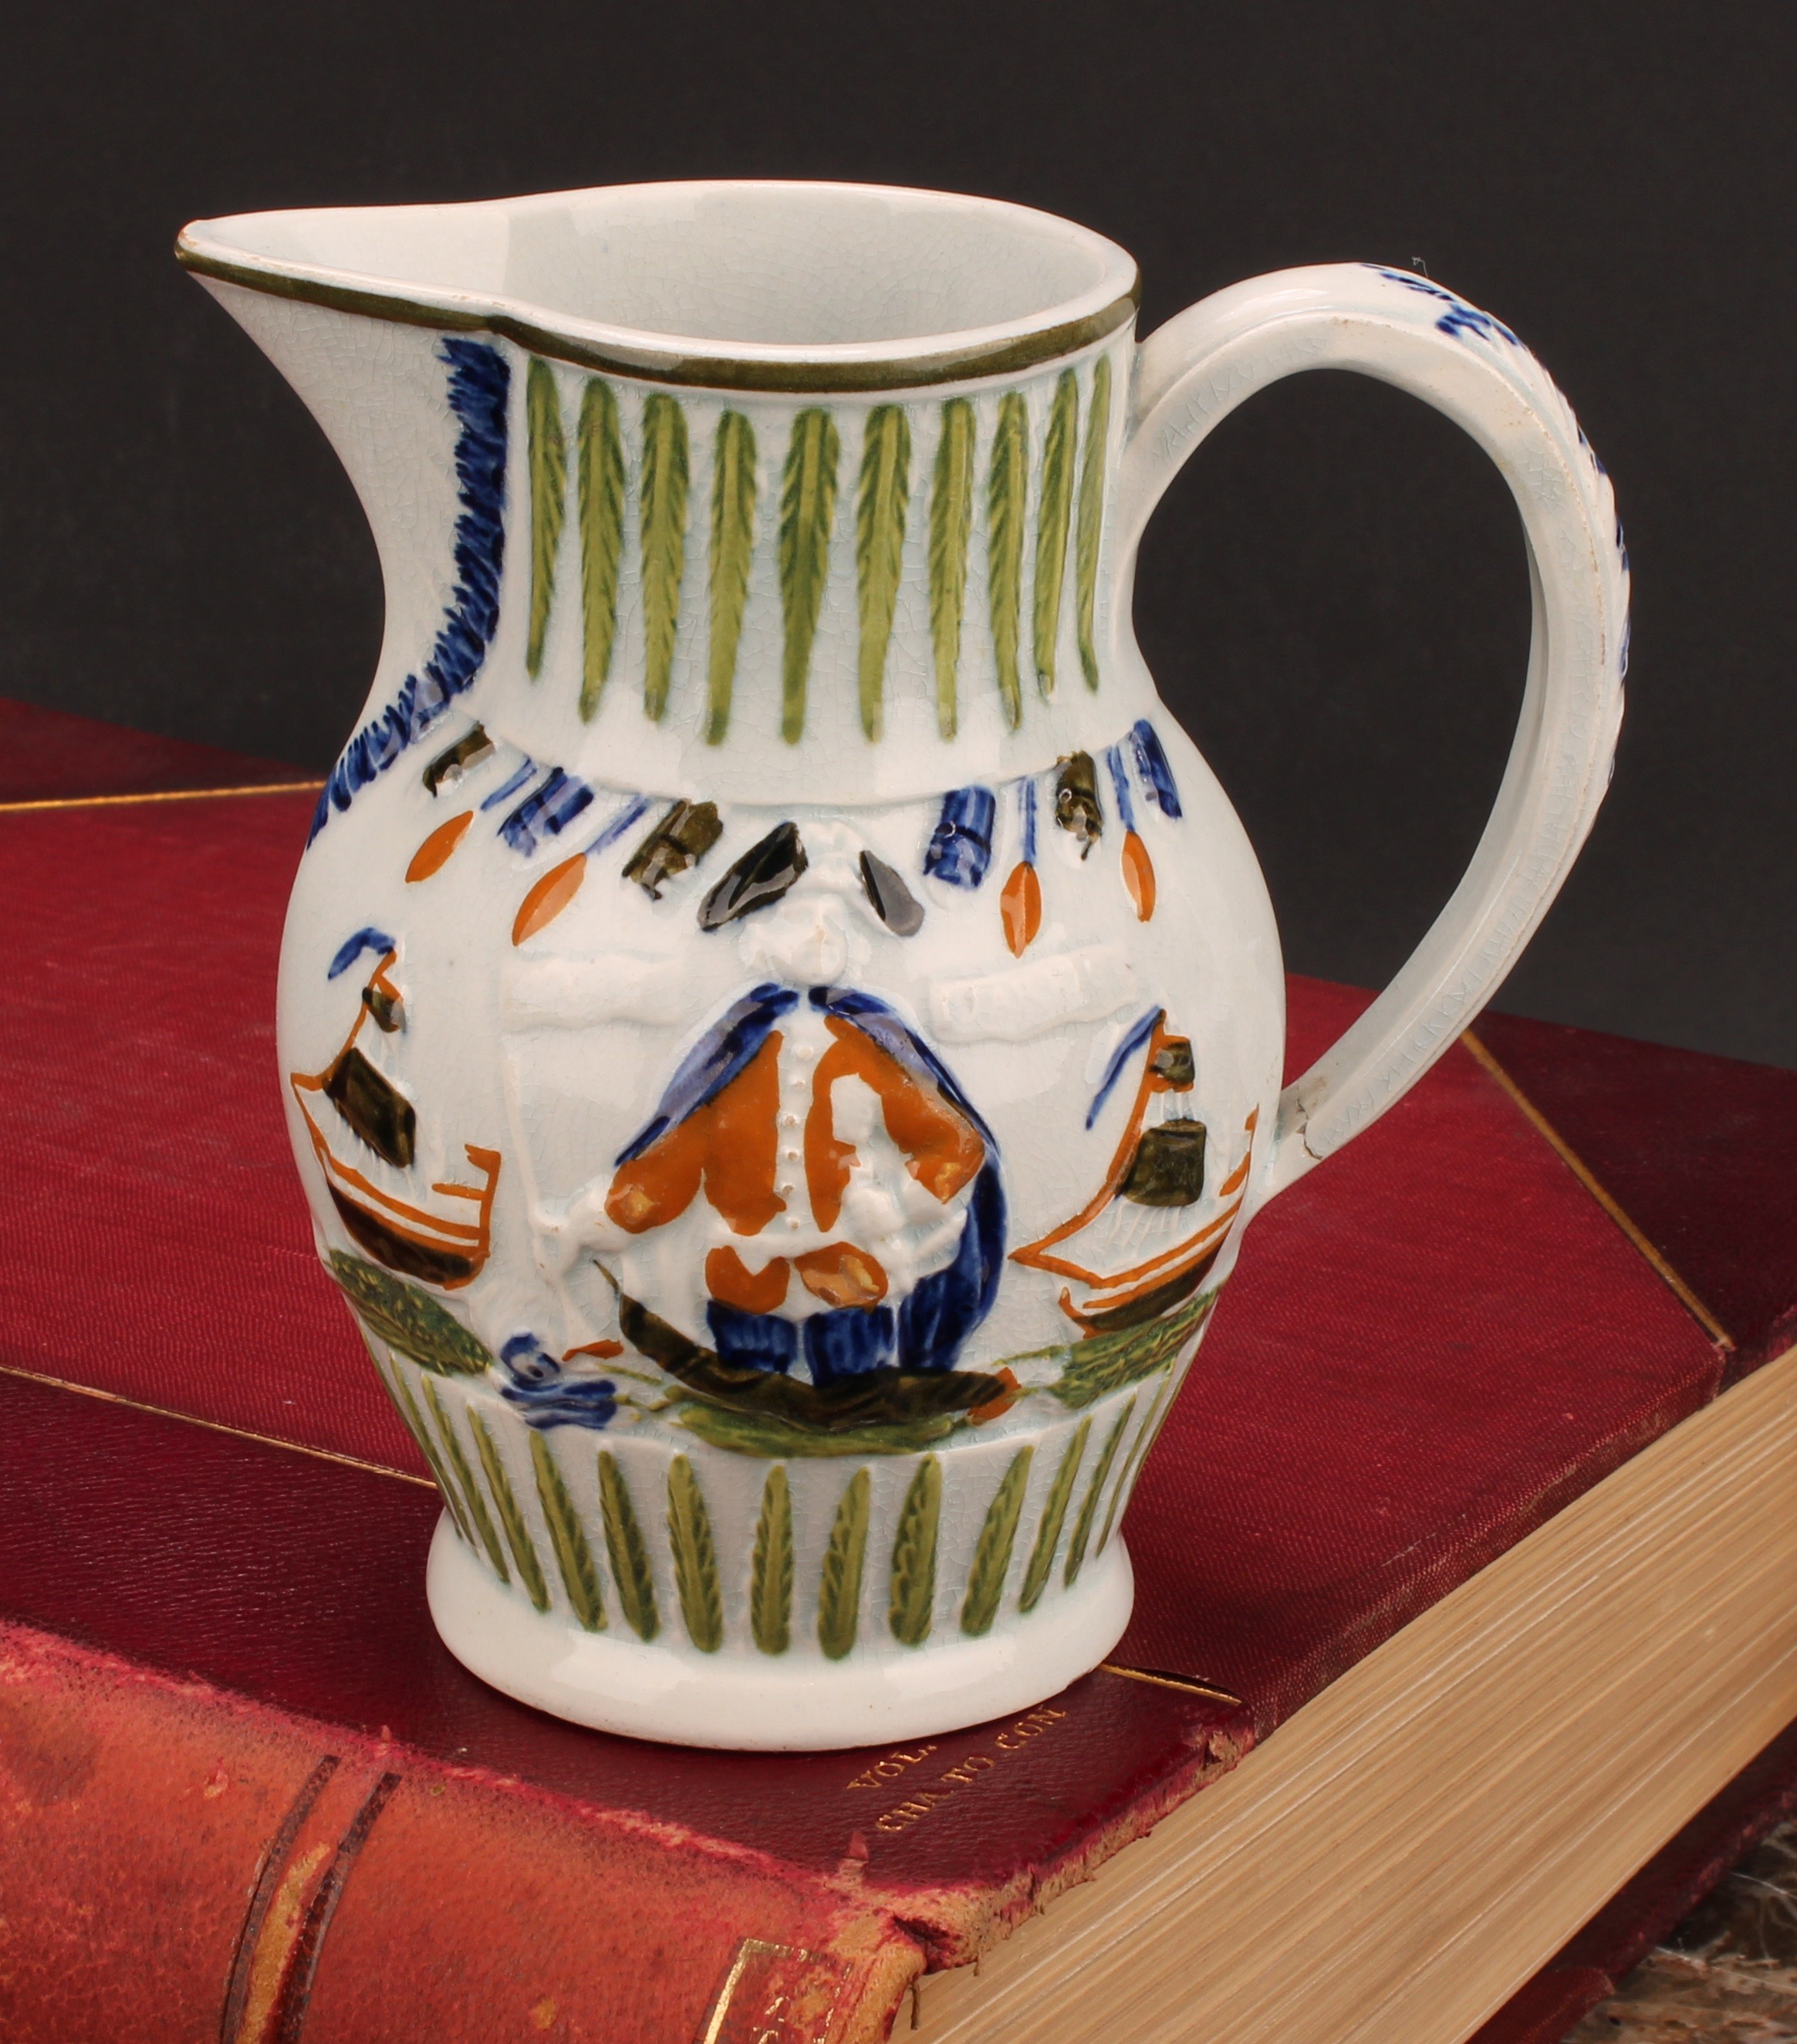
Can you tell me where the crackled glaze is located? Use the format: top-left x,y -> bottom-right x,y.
181,181 -> 1626,1748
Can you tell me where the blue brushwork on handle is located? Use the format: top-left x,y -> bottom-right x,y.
308,340 -> 510,844
326,927 -> 396,979
499,767 -> 594,854
923,786 -> 996,889
1370,267 -> 1522,348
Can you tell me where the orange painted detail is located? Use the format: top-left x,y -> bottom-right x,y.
512,856 -> 585,945
998,860 -> 1042,957
562,1340 -> 624,1362
794,1244 -> 888,1309
706,1245 -> 792,1315
406,809 -> 473,883
969,1367 -> 1022,1424
607,1032 -> 785,1237
1121,830 -> 1156,921
806,1018 -> 985,1231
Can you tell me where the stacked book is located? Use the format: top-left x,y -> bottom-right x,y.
1,696 -> 1792,2044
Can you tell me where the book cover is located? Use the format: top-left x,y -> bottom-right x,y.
2,704 -> 1793,2040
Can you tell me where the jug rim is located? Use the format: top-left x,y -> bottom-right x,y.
176,179 -> 1141,394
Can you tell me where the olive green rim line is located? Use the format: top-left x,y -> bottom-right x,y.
177,244 -> 1140,394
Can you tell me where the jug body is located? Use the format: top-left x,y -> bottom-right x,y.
180,182 -> 1623,1748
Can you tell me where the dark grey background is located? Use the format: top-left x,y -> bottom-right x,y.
4,2 -> 1791,1065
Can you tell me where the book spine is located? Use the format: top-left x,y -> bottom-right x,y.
0,1620 -> 920,2044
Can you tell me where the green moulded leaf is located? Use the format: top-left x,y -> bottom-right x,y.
358,1329 -> 475,1547
855,405 -> 910,742
530,1431 -> 606,1632
1099,1365 -> 1178,1557
423,1379 -> 509,1584
750,1465 -> 794,1656
471,1407 -> 550,1612
1050,1289 -> 1219,1411
327,1252 -> 493,1377
987,394 -> 1029,730
1019,1417 -> 1089,1613
667,1454 -> 725,1653
961,1445 -> 1034,1637
525,358 -> 567,680
779,408 -> 841,744
599,1451 -> 660,1642
928,398 -> 975,740
888,1454 -> 943,1648
1074,354 -> 1111,691
1064,1397 -> 1137,1590
639,394 -> 690,722
706,410 -> 758,745
1032,370 -> 1079,697
817,1467 -> 871,1661
577,377 -> 627,721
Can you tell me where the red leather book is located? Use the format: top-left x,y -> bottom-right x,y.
2,704 -> 1793,2042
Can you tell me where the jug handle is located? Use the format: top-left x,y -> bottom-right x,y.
1112,263 -> 1630,1206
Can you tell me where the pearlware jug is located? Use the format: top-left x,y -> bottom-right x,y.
178,181 -> 1626,1749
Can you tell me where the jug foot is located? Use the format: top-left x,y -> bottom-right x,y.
425,1514 -> 1133,1751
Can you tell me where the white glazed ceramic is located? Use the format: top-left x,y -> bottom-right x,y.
178,182 -> 1626,1751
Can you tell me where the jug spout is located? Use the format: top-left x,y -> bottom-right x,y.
178,184 -> 1157,815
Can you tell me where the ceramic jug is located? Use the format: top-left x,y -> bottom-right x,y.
177,181 -> 1626,1750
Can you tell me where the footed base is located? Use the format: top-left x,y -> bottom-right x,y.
426,1514 -> 1134,1750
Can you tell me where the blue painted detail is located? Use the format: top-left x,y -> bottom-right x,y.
1369,267 -> 1522,348
806,1306 -> 897,1385
1129,719 -> 1183,819
1020,777 -> 1038,866
615,983 -> 800,1166
494,1333 -> 617,1431
308,340 -> 510,845
923,786 -> 996,889
326,927 -> 396,979
583,792 -> 651,856
1088,1007 -> 1164,1129
808,985 -> 1005,1374
897,1162 -> 1005,1377
480,760 -> 536,812
499,766 -> 594,854
706,1302 -> 799,1375
1104,745 -> 1137,833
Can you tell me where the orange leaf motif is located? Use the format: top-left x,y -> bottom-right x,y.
406,809 -> 474,883
1121,830 -> 1156,921
512,855 -> 586,945
999,860 -> 1042,956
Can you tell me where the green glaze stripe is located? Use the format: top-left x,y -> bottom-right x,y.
987,394 -> 1028,730
1032,369 -> 1078,696
577,377 -> 627,720
1020,1417 -> 1088,1612
750,1465 -> 794,1656
1099,1365 -> 1177,1556
888,1454 -> 942,1647
471,1408 -> 550,1611
364,1336 -> 474,1546
424,1380 -> 509,1583
706,409 -> 758,745
667,1454 -> 724,1652
961,1446 -> 1034,1637
598,1451 -> 660,1641
1074,354 -> 1110,690
928,399 -> 975,740
818,1466 -> 871,1660
639,394 -> 689,721
525,358 -> 566,681
530,1431 -> 606,1631
855,405 -> 910,741
779,408 -> 840,743
1065,1397 -> 1136,1588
